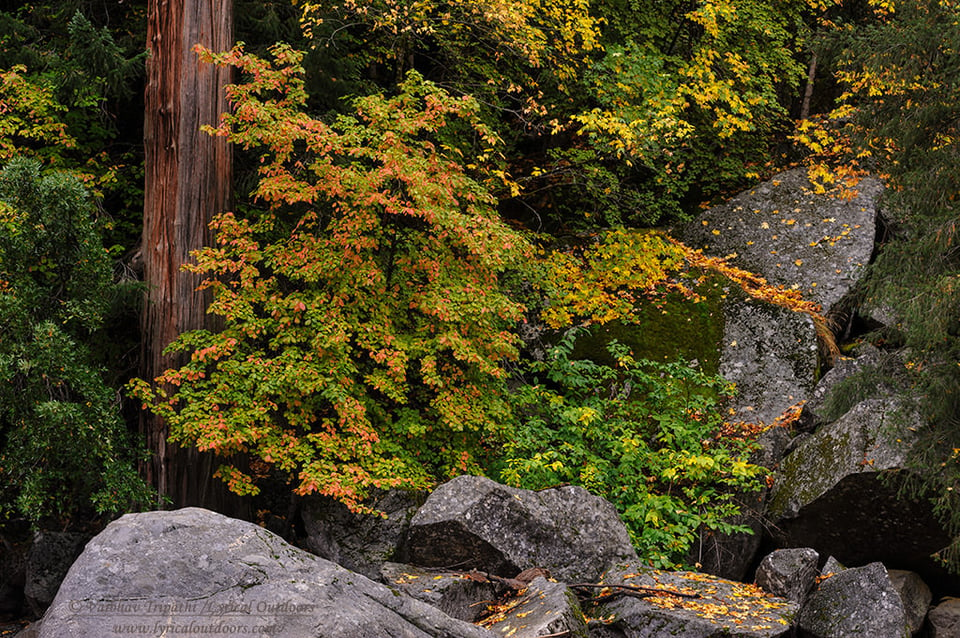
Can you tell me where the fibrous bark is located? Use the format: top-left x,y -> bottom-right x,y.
142,0 -> 238,512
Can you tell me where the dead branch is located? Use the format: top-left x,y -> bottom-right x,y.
569,582 -> 702,604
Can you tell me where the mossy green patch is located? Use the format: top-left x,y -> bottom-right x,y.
570,273 -> 725,375
767,422 -> 854,519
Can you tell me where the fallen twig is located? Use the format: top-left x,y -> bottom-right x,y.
569,582 -> 702,603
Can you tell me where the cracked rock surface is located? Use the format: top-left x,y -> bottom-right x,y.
39,508 -> 492,638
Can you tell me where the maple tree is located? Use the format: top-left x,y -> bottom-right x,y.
576,0 -> 807,159
538,229 -> 690,329
130,45 -> 530,509
517,0 -> 835,227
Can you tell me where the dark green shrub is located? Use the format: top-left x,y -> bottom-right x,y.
0,157 -> 152,525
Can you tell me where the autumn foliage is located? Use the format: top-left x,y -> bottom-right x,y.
130,45 -> 530,510
536,228 -> 837,358
124,5 -> 835,553
123,38 -> 829,544
0,67 -> 74,162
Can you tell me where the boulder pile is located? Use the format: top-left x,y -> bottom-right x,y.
23,475 -> 951,638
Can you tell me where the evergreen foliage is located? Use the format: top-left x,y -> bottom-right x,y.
0,158 -> 152,524
855,0 -> 960,568
0,7 -> 148,247
802,0 -> 960,569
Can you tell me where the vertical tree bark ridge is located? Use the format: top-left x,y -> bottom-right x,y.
142,0 -> 239,514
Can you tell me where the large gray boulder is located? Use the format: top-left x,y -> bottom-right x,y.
401,475 -> 637,583
798,562 -> 909,637
720,293 -> 818,424
681,168 -> 880,424
755,548 -> 819,607
299,489 -> 424,580
39,508 -> 492,638
888,569 -> 932,636
767,398 -> 953,582
683,168 -> 882,316
674,169 -> 885,584
23,531 -> 89,616
592,563 -> 798,637
769,398 -> 913,520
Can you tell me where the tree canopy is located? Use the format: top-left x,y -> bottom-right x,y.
2,0 -> 959,571
132,46 -> 531,509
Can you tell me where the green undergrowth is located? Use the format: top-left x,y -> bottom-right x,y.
502,327 -> 765,569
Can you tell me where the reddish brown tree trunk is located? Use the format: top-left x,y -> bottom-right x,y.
142,0 -> 241,513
